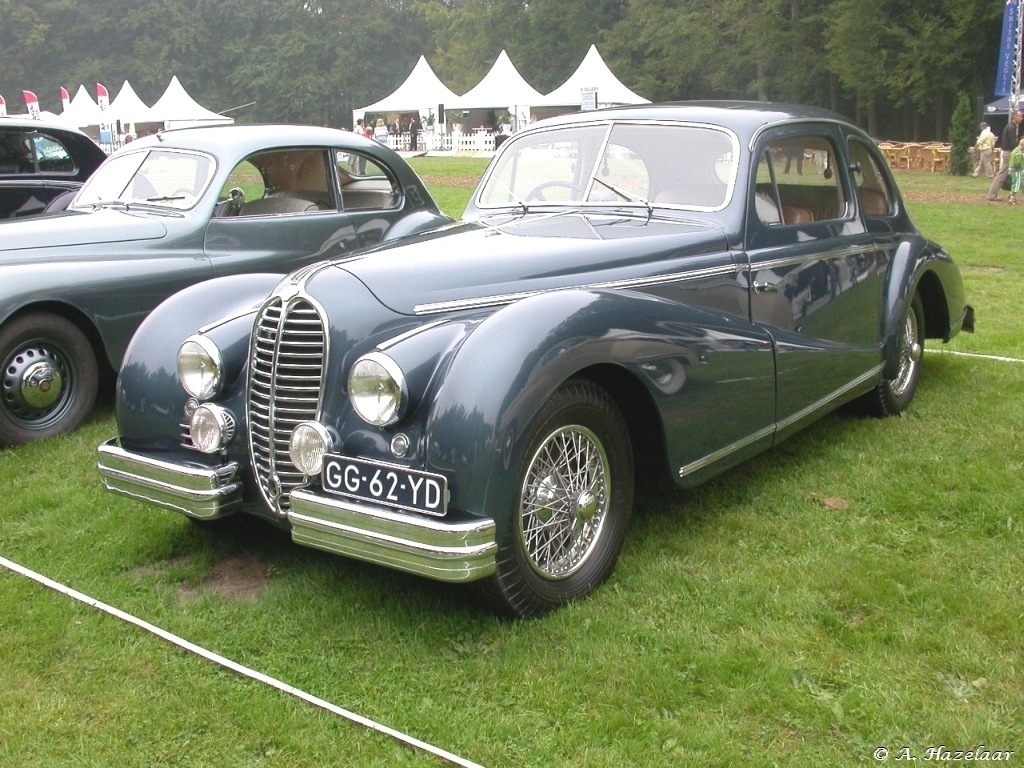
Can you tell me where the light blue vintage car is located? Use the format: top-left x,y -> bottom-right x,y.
0,124 -> 450,445
99,103 -> 974,617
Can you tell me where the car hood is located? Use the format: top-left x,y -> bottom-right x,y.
336,212 -> 728,316
0,209 -> 167,257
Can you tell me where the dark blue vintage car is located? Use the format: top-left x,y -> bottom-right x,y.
98,103 -> 974,617
0,123 -> 450,446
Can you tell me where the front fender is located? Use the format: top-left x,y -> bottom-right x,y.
116,273 -> 283,449
425,288 -> 775,528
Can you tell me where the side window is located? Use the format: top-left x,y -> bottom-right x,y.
0,131 -> 35,175
335,150 -> 399,211
754,137 -> 846,226
34,134 -> 75,173
848,139 -> 893,216
221,149 -> 333,217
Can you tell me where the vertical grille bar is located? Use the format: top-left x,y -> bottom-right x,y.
248,297 -> 326,514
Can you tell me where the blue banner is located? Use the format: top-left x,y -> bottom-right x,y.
996,0 -> 1020,96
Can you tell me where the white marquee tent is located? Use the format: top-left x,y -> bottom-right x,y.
354,45 -> 648,135
452,49 -> 544,112
149,75 -> 232,127
540,44 -> 649,109
59,85 -> 103,128
108,80 -> 159,126
354,56 -> 459,127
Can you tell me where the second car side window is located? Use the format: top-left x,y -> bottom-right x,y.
220,149 -> 335,217
336,150 -> 399,211
754,137 -> 846,226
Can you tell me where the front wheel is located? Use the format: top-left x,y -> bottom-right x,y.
863,293 -> 925,417
478,380 -> 634,618
0,313 -> 99,446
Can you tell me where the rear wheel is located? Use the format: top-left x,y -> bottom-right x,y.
863,293 -> 925,416
0,313 -> 99,446
478,380 -> 634,618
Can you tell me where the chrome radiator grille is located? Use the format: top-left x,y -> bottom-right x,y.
248,296 -> 326,514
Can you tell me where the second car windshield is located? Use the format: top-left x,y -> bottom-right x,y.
74,148 -> 215,210
477,121 -> 739,211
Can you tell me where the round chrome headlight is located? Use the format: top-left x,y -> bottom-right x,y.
189,404 -> 235,453
348,352 -> 406,427
177,335 -> 223,400
289,421 -> 335,476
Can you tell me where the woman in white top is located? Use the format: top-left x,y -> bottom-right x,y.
373,118 -> 390,145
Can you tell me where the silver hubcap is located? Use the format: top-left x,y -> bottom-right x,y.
891,309 -> 921,397
519,424 -> 610,580
2,344 -> 69,423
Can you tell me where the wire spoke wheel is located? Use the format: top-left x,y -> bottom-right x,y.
478,379 -> 633,618
519,424 -> 609,580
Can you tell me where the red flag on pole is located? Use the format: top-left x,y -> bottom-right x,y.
0,94 -> 6,117
60,87 -> 70,112
97,83 -> 114,146
23,90 -> 40,119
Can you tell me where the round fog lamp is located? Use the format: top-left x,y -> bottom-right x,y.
178,335 -> 223,400
289,422 -> 334,476
189,404 -> 235,453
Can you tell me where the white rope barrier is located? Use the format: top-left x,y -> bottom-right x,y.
0,555 -> 485,768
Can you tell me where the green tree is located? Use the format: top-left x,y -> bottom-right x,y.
948,91 -> 975,176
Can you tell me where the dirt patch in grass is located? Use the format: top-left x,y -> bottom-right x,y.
178,554 -> 269,603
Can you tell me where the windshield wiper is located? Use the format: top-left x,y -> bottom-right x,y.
144,195 -> 187,203
592,177 -> 652,218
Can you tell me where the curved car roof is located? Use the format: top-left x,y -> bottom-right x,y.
533,100 -> 864,144
123,123 -> 388,158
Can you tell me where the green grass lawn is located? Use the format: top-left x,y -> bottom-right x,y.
0,167 -> 1020,767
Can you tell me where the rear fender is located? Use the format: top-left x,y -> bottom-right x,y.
882,238 -> 961,379
382,209 -> 453,242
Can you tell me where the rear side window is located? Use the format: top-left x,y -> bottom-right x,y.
754,137 -> 847,226
34,134 -> 75,173
848,138 -> 893,217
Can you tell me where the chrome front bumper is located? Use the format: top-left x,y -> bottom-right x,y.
97,439 -> 243,519
289,489 -> 497,582
98,438 -> 497,583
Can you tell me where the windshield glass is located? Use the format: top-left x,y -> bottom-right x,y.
74,148 -> 215,209
477,121 -> 739,211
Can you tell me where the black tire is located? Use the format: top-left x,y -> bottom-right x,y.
0,313 -> 99,446
863,293 -> 925,417
477,379 -> 634,618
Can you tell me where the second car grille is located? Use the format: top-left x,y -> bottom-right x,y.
248,296 -> 326,515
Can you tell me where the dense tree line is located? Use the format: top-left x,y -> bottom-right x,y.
0,0 -> 1006,140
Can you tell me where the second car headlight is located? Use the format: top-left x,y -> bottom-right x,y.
348,352 -> 406,426
177,334 -> 223,400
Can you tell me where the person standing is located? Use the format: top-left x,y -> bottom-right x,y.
987,110 -> 1024,200
409,115 -> 420,152
973,122 -> 996,177
1009,138 -> 1024,205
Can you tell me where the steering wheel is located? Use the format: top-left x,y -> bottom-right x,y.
525,180 -> 586,202
227,187 -> 245,213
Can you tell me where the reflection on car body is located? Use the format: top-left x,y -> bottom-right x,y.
98,102 -> 974,617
